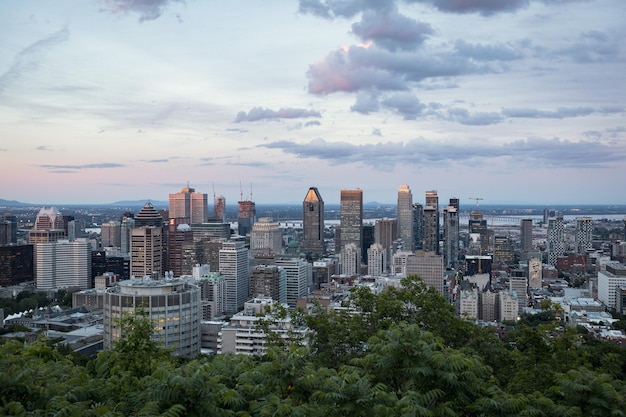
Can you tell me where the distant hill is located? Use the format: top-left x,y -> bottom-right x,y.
108,200 -> 168,208
0,198 -> 32,207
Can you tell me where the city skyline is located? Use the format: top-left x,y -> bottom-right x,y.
1,1 -> 625,205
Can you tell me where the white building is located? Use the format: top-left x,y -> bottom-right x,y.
196,272 -> 227,320
340,243 -> 360,276
392,251 -> 413,277
509,276 -> 528,314
219,241 -> 250,314
250,217 -> 283,255
103,277 -> 201,358
274,258 -> 310,307
36,239 -> 91,290
598,263 -> 626,310
397,184 -> 414,251
500,291 -> 519,321
459,288 -> 479,320
367,243 -> 386,276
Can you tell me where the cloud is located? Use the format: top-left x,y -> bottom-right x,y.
142,159 -> 169,163
553,30 -> 620,63
260,137 -> 626,169
351,10 -> 434,51
445,108 -> 504,125
501,106 -> 623,119
99,0 -> 184,22
36,146 -> 52,151
234,107 -> 322,122
39,163 -> 126,171
305,120 -> 322,127
0,27 -> 70,95
408,0 -> 530,16
298,0 -> 394,19
380,92 -> 426,120
371,128 -> 382,136
454,40 -> 525,61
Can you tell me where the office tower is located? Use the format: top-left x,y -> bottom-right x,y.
459,288 -> 479,320
575,217 -> 593,254
423,190 -> 439,254
190,220 -> 231,241
375,218 -> 397,273
302,187 -> 325,255
393,251 -> 413,276
493,236 -> 514,265
362,223 -> 375,263
214,195 -> 226,223
0,214 -> 17,245
499,291 -> 519,321
340,189 -> 363,253
274,258 -> 310,307
509,276 -> 528,313
469,211 -> 488,255
28,207 -> 66,245
412,202 -> 423,250
465,255 -> 492,276
528,257 -> 543,289
36,239 -> 92,290
167,218 -> 193,277
250,264 -> 287,304
397,184 -> 414,251
449,197 -> 459,211
104,277 -> 201,358
237,200 -> 256,237
0,245 -> 34,286
101,221 -> 121,248
250,217 -> 283,255
120,216 -> 135,256
340,243 -> 360,276
196,272 -> 227,320
547,215 -> 564,266
130,226 -> 163,278
219,241 -> 250,314
443,205 -> 459,269
134,202 -> 164,228
598,263 -> 626,309
169,185 -> 208,224
481,290 -> 498,322
520,218 -> 533,254
367,243 -> 385,276
405,252 -> 444,294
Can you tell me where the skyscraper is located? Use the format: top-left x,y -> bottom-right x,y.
412,203 -> 423,250
237,200 -> 256,237
405,252 -> 444,295
375,218 -> 397,273
443,205 -> 459,268
214,195 -> 226,222
423,190 -> 439,254
340,189 -> 363,253
167,218 -> 193,277
169,185 -> 208,224
397,184 -> 414,251
219,241 -> 250,314
469,210 -> 489,255
274,257 -> 310,307
302,187 -> 325,255
520,218 -> 533,254
547,215 -> 564,266
367,243 -> 385,276
575,217 -> 593,254
250,217 -> 283,255
130,226 -> 163,278
36,239 -> 92,290
101,221 -> 121,248
250,264 -> 286,304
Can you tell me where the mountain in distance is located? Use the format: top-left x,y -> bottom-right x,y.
108,200 -> 168,208
0,198 -> 33,207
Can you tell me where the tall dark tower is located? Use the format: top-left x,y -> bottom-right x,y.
340,189 -> 363,253
302,187 -> 325,255
423,190 -> 439,254
412,203 -> 423,250
520,218 -> 533,254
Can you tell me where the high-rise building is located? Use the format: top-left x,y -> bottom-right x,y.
520,218 -> 533,254
219,241 -> 250,314
397,184 -> 413,251
500,291 -> 519,321
412,202 -> 423,250
250,264 -> 287,304
375,218 -> 397,273
237,200 -> 256,237
597,262 -> 626,310
443,205 -> 459,269
469,211 -> 488,255
575,217 -> 593,254
103,277 -> 201,358
214,195 -> 226,223
493,235 -> 514,265
250,217 -> 283,255
101,221 -> 121,248
196,272 -> 227,320
340,189 -> 363,253
405,252 -> 444,294
367,243 -> 385,276
362,223 -> 375,263
28,207 -> 66,245
528,257 -> 542,289
509,276 -> 528,313
130,226 -> 163,278
169,185 -> 208,225
340,243 -> 360,276
0,245 -> 34,286
547,215 -> 564,266
273,257 -> 310,307
36,239 -> 92,290
423,191 -> 439,254
120,215 -> 135,256
0,214 -> 17,245
167,218 -> 193,277
302,187 -> 325,255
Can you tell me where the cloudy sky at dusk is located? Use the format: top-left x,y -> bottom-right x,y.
1,0 -> 625,206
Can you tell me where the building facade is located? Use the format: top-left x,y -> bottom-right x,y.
169,185 -> 208,225
302,187 -> 325,255
339,189 -> 363,253
36,239 -> 91,290
397,184 -> 414,252
219,241 -> 250,314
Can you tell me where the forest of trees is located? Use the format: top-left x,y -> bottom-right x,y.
1,276 -> 625,416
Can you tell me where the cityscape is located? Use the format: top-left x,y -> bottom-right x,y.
2,0 -> 626,414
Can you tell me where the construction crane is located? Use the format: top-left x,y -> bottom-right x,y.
468,197 -> 483,209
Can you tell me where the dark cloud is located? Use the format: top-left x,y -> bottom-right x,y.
99,0 -> 184,22
502,106 -> 608,119
36,146 -> 51,151
39,163 -> 126,170
352,10 -> 434,51
305,120 -> 322,127
0,27 -> 70,95
407,0 -> 530,15
143,159 -> 168,163
380,92 -> 426,120
446,108 -> 504,125
298,0 -> 393,19
226,128 -> 249,133
350,91 -> 381,114
234,107 -> 321,122
260,137 -> 626,168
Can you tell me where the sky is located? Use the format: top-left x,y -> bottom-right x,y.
1,0 -> 625,206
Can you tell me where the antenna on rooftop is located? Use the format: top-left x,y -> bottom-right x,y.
250,182 -> 253,201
